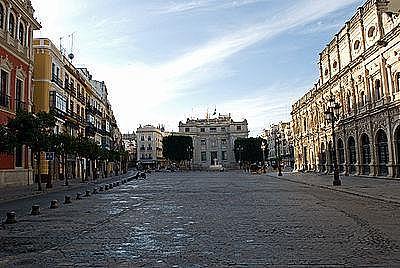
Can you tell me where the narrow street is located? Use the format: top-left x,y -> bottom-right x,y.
1,171 -> 400,266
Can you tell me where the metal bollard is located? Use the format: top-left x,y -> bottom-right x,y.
116,181 -> 120,186
105,185 -> 109,190
50,200 -> 59,209
5,211 -> 17,224
31,205 -> 40,215
99,186 -> 104,192
92,188 -> 98,194
76,192 -> 82,200
85,190 -> 91,197
109,184 -> 113,189
64,196 -> 72,204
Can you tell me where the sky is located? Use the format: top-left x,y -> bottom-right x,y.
31,0 -> 364,136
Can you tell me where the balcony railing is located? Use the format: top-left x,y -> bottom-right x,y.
51,74 -> 64,88
0,92 -> 11,110
77,93 -> 85,104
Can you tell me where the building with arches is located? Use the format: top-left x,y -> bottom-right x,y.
292,0 -> 400,178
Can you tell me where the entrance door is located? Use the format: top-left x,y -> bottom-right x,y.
211,151 -> 217,165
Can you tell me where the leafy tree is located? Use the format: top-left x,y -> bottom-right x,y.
234,137 -> 266,165
0,125 -> 16,153
163,135 -> 193,167
7,111 -> 56,191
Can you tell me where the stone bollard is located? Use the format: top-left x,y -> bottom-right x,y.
5,211 -> 17,224
76,192 -> 82,200
105,185 -> 109,190
85,190 -> 91,197
64,196 -> 72,204
31,205 -> 40,215
92,188 -> 98,194
50,200 -> 59,209
99,186 -> 104,192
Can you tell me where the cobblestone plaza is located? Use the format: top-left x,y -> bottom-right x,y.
1,171 -> 400,266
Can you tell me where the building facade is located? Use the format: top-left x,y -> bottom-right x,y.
136,125 -> 164,169
178,114 -> 248,170
262,122 -> 294,169
292,0 -> 400,178
33,38 -> 123,182
0,0 -> 40,186
122,132 -> 137,167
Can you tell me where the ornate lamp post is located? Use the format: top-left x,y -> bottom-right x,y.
261,141 -> 266,173
324,93 -> 342,186
274,130 -> 283,176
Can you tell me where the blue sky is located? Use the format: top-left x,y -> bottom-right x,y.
31,0 -> 364,136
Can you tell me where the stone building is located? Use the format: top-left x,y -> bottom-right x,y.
0,0 -> 40,186
292,0 -> 400,178
136,125 -> 165,169
262,122 -> 294,168
178,114 -> 248,170
122,132 -> 137,167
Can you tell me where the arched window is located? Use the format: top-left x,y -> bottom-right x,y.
376,130 -> 389,176
396,73 -> 400,93
360,91 -> 366,107
337,139 -> 345,173
8,13 -> 14,37
348,137 -> 356,174
361,134 -> 371,175
0,4 -> 4,29
347,94 -> 352,113
375,79 -> 381,100
18,22 -> 24,45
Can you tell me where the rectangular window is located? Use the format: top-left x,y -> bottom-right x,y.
51,63 -> 55,77
210,127 -> 217,132
221,139 -> 227,145
222,151 -> 227,161
200,127 -> 205,132
201,152 -> 207,162
201,139 -> 206,146
185,127 -> 190,132
221,127 -> 226,132
237,125 -> 242,131
148,136 -> 151,141
16,79 -> 23,111
1,70 -> 8,94
141,136 -> 144,141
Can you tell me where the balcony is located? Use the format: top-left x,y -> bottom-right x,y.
85,123 -> 96,137
86,104 -> 102,117
51,74 -> 64,88
77,92 -> 85,104
64,82 -> 76,97
0,93 -> 11,111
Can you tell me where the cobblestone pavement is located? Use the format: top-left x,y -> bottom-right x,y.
267,171 -> 400,203
1,171 -> 400,267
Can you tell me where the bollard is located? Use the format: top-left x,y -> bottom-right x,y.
92,188 -> 98,194
76,192 -> 82,200
105,185 -> 109,190
99,186 -> 104,192
85,190 -> 91,197
116,181 -> 120,186
31,205 -> 40,215
50,200 -> 59,209
109,184 -> 113,189
140,172 -> 146,179
64,196 -> 72,204
5,211 -> 17,224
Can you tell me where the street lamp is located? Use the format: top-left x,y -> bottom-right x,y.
261,141 -> 266,173
324,93 -> 342,186
274,130 -> 283,176
237,145 -> 244,170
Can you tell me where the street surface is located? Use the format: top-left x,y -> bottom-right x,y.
1,171 -> 400,267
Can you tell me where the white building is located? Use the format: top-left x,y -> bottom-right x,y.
136,125 -> 164,168
178,114 -> 249,170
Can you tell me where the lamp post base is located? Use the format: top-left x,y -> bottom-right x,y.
333,171 -> 341,186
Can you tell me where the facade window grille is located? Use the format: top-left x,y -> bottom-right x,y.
18,23 -> 24,45
8,13 -> 14,37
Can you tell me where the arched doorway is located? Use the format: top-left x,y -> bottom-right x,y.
337,139 -> 344,173
319,143 -> 326,172
348,137 -> 356,174
376,129 -> 389,176
361,134 -> 371,175
328,141 -> 333,173
395,127 -> 400,177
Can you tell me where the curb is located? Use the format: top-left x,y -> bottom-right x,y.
265,174 -> 400,206
0,171 -> 135,204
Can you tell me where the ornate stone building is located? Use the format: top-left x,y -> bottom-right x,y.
179,114 -> 248,170
292,0 -> 400,178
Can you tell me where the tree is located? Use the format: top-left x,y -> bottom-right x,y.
7,111 -> 56,191
0,125 -> 16,153
163,135 -> 193,168
234,137 -> 265,166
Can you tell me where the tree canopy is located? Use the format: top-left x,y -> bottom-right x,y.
234,137 -> 266,164
162,135 -> 193,162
